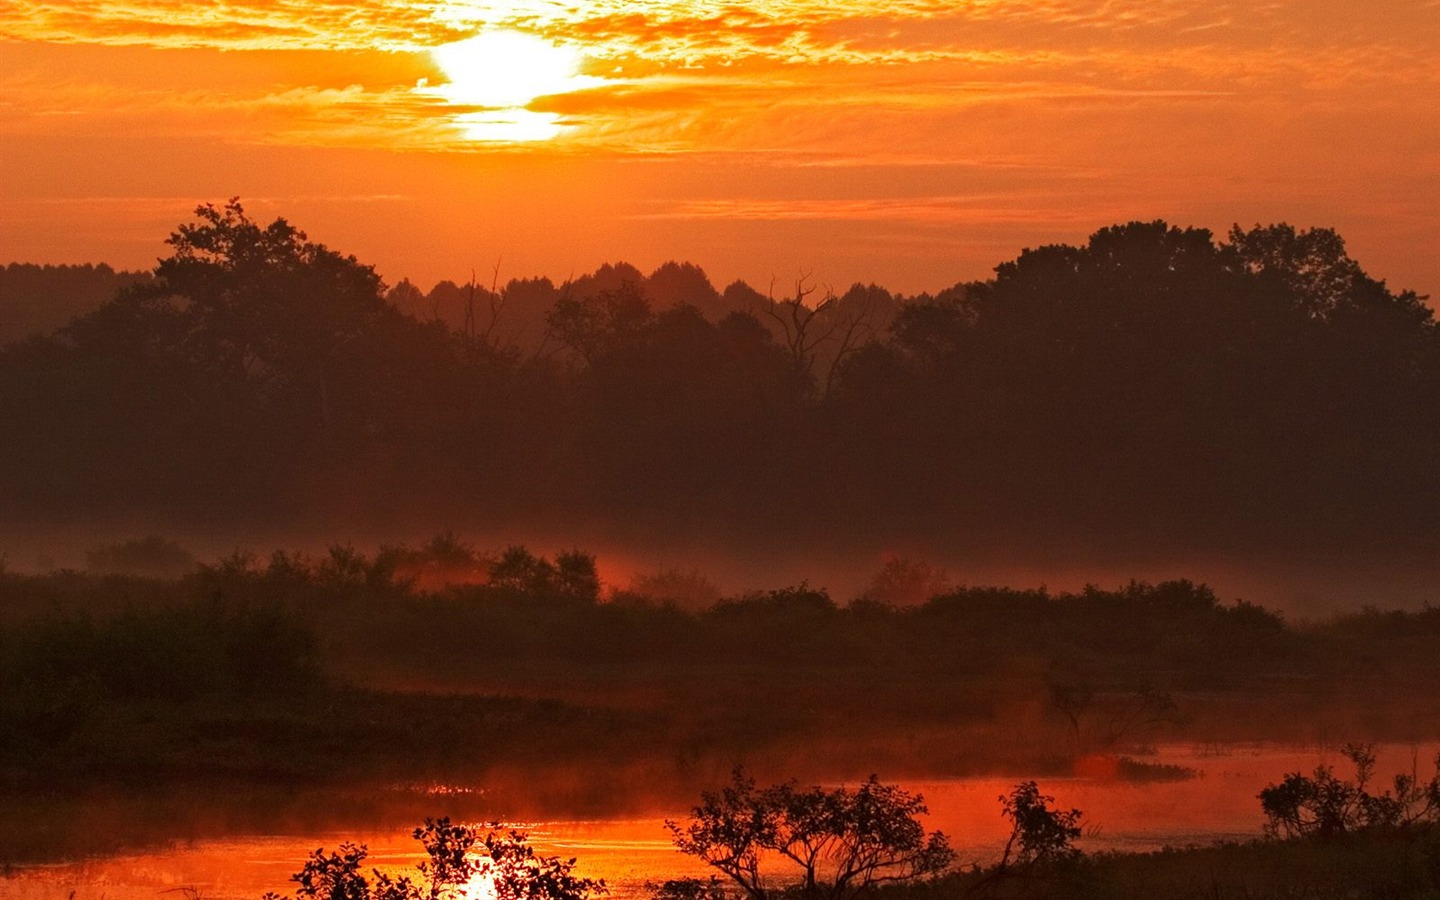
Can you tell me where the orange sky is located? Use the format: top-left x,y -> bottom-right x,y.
2,0 -> 1437,296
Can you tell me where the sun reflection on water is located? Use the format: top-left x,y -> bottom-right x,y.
463,867 -> 499,900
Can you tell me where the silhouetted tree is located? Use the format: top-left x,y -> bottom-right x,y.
387,278 -> 429,320
486,546 -> 600,602
489,546 -> 559,594
997,781 -> 1083,869
546,281 -> 651,365
646,261 -> 725,319
755,275 -> 882,393
141,199 -> 393,432
554,550 -> 601,603
5,209 -> 1437,549
1259,744 -> 1440,840
264,818 -> 606,900
668,770 -> 953,900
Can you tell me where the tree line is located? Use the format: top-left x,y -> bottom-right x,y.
1,200 -> 1433,553
0,262 -> 148,344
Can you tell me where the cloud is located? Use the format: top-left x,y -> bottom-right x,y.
0,0 -> 447,50
2,0 -> 1435,155
0,68 -> 459,149
629,195 -> 1083,223
6,0 -> 1434,67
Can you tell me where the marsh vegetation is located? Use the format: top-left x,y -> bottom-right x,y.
4,544 -> 1440,879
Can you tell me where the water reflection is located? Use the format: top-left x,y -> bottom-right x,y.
3,744 -> 1430,900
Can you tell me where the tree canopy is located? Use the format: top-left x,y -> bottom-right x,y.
666,770 -> 954,900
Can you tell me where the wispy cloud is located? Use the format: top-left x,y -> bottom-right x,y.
631,195 -> 1109,224
6,0 -> 1434,68
5,0 -> 1434,154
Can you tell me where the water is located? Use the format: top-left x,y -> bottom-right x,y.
3,743 -> 1431,900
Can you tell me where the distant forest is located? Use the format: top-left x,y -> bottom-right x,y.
1,201 -> 1434,554
0,262 -> 150,343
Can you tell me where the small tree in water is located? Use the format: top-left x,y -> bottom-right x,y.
666,770 -> 953,900
263,818 -> 607,900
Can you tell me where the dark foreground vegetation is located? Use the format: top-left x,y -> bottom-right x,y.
262,818 -> 606,900
662,758 -> 1440,899
269,759 -> 1440,900
2,202 -> 1435,559
927,828 -> 1440,900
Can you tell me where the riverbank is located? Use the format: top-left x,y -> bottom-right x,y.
912,826 -> 1440,899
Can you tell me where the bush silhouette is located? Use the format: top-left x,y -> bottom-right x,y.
666,769 -> 953,900
263,818 -> 607,900
1259,743 -> 1440,840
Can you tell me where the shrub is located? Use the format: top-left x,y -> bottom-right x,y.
488,547 -> 601,603
666,769 -> 953,900
263,818 -> 606,900
997,781 -> 1083,868
1259,743 -> 1440,840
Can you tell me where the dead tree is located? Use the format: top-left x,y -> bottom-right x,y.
760,273 -> 878,394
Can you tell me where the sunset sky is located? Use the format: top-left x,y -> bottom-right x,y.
2,0 -> 1436,296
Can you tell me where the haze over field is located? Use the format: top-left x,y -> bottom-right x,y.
5,210 -> 1440,615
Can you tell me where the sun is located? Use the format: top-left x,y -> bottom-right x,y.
461,868 -> 497,900
428,30 -> 601,141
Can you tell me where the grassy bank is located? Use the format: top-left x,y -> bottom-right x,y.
904,827 -> 1440,899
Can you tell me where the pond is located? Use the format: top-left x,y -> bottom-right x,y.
3,743 -> 1431,900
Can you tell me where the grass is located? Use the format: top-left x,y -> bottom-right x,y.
882,827 -> 1440,899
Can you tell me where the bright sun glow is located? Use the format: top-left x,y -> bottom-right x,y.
428,30 -> 602,141
462,868 -> 497,900
450,108 -> 567,142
